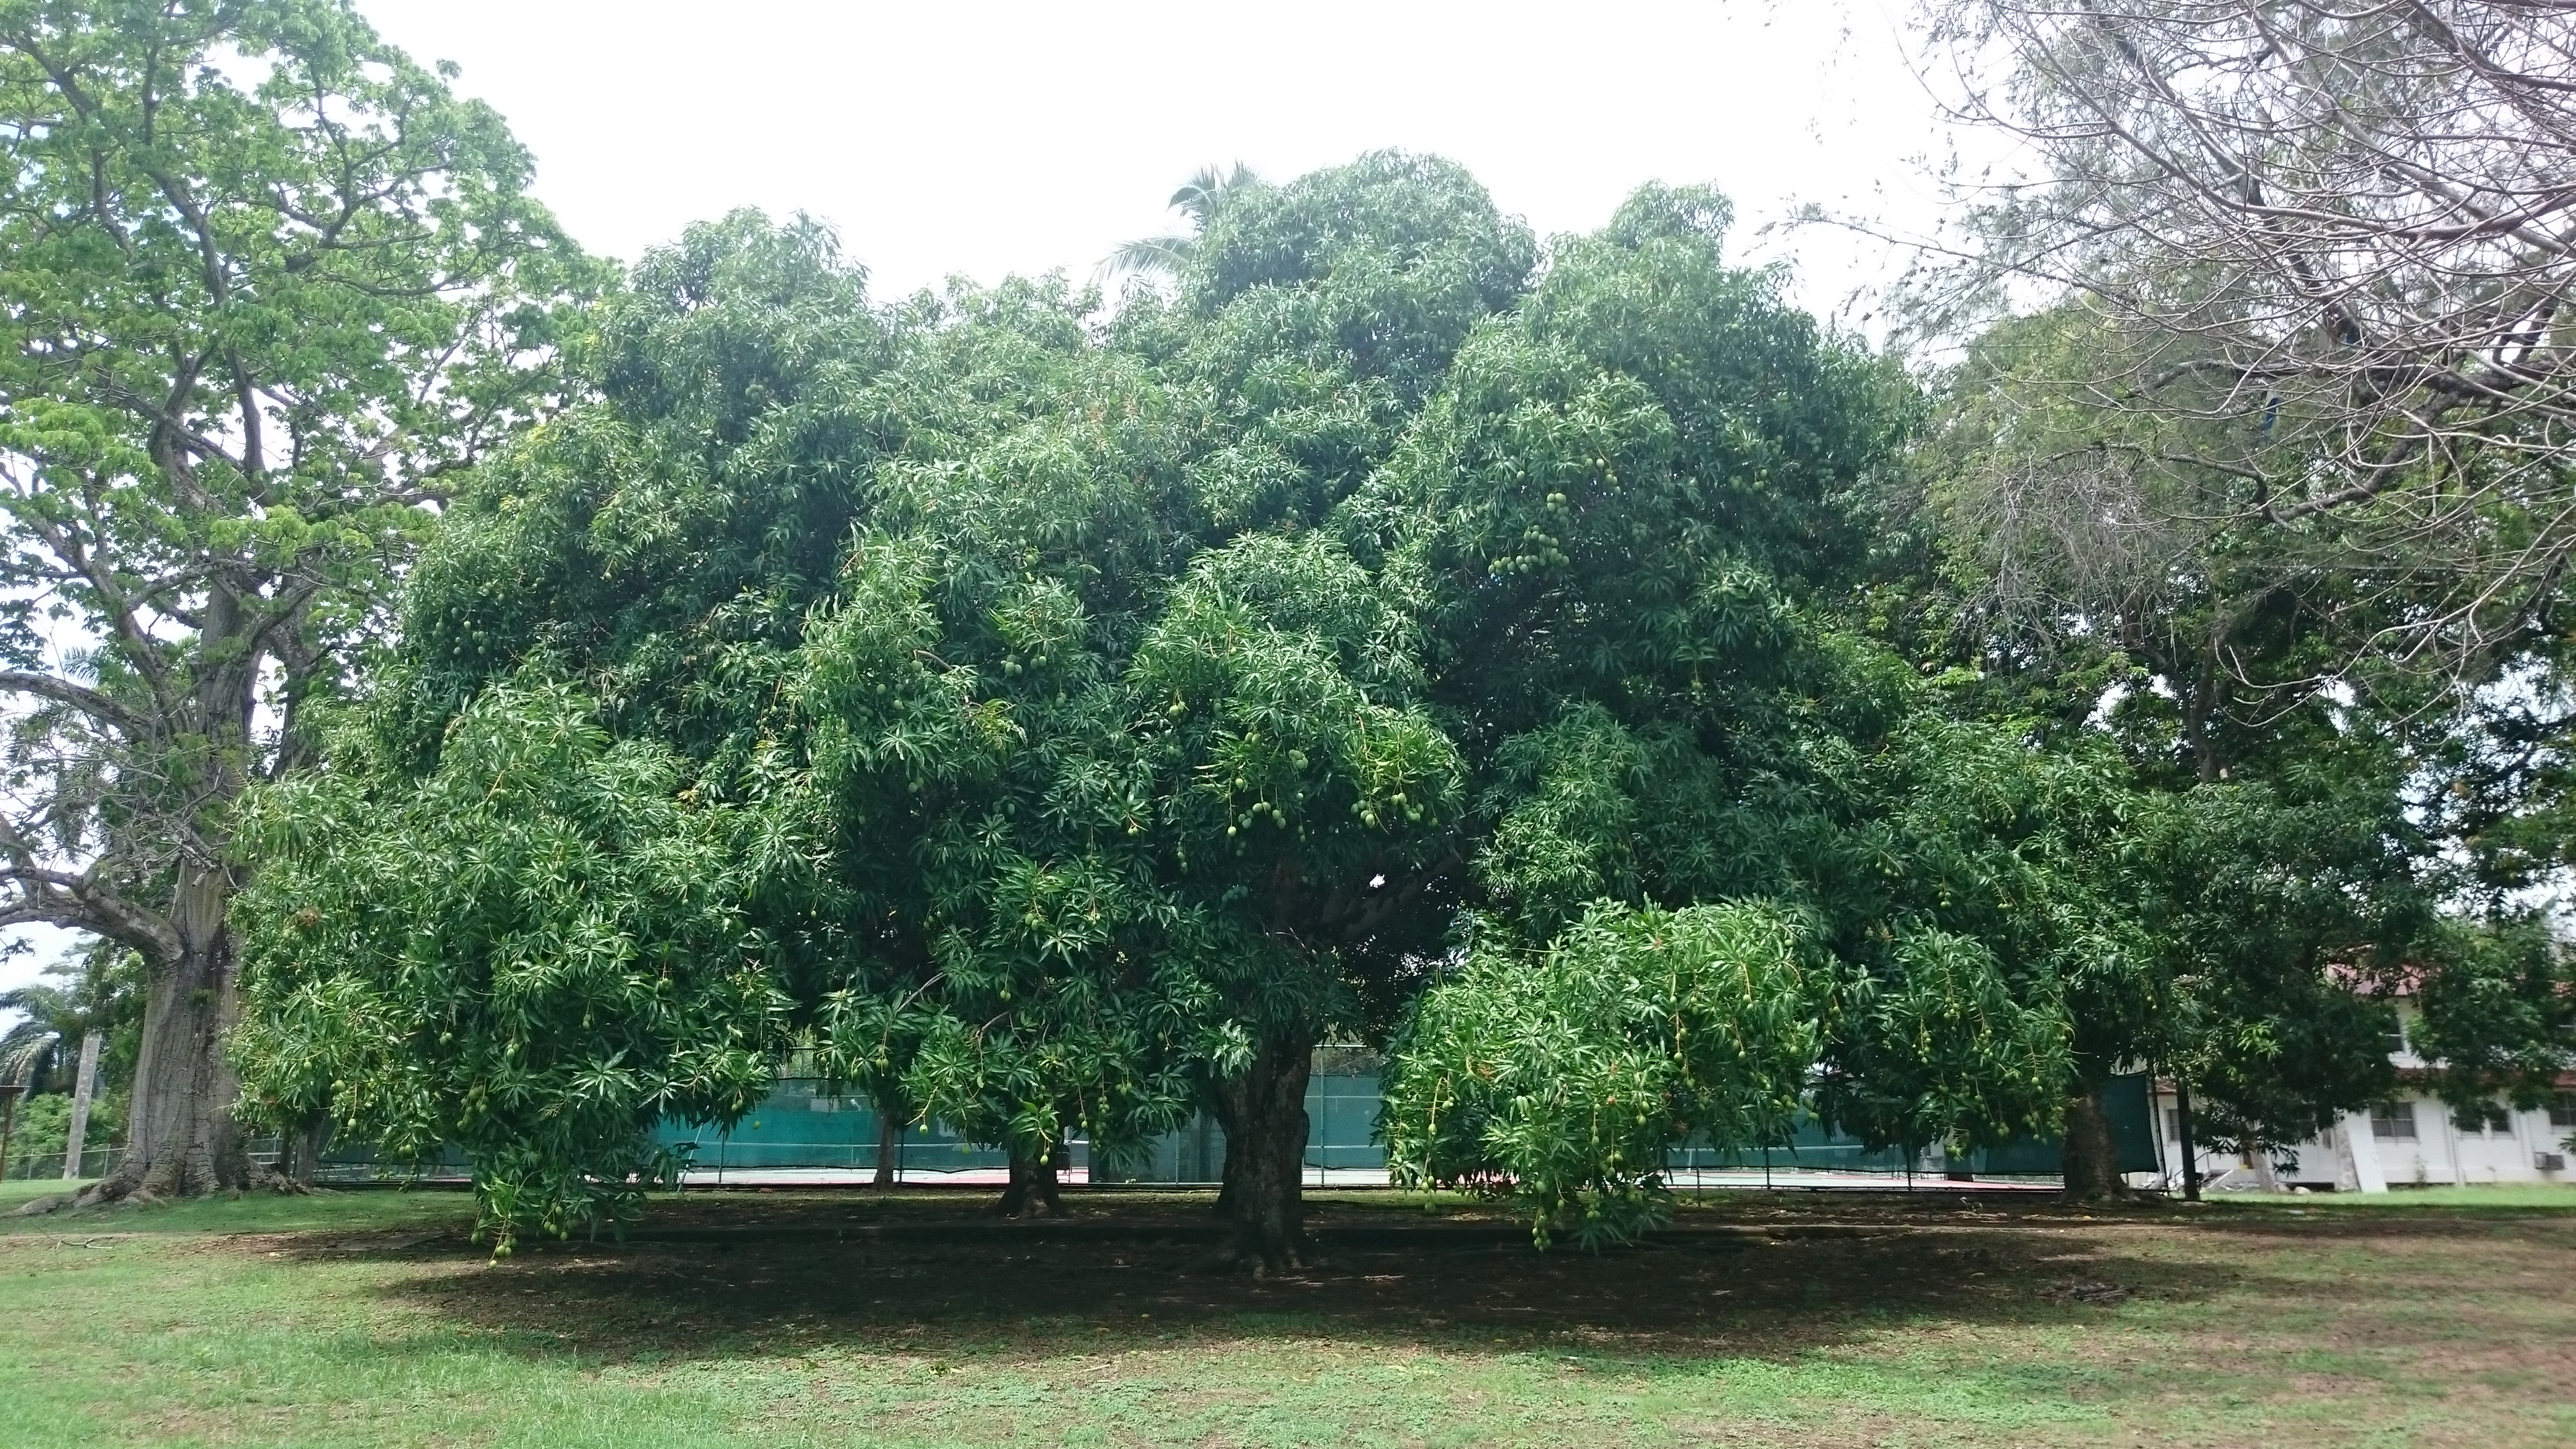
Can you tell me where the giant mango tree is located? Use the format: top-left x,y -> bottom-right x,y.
238,159 -> 2151,1263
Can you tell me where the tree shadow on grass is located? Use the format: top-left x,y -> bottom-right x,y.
299,1191 -> 2289,1367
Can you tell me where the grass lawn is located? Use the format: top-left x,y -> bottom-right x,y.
1,1179 -> 2571,1447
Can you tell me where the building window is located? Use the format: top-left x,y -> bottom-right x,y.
2550,1092 -> 2576,1130
2370,1103 -> 2419,1140
2457,1102 -> 2512,1136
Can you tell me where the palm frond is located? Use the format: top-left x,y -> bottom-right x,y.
1093,235 -> 1195,286
1095,164 -> 1265,285
1170,163 -> 1260,228
0,1024 -> 58,1087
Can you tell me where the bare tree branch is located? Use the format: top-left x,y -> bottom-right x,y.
1903,0 -> 2576,669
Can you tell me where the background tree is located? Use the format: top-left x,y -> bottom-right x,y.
2126,777 -> 2421,1176
1923,288 -> 2571,1182
2410,911 -> 2576,1127
0,0 -> 589,1201
1909,0 -> 2576,667
0,936 -> 140,1098
0,934 -> 140,1175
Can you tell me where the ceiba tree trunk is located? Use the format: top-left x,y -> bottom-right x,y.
80,861 -> 256,1205
71,588 -> 278,1208
1215,1026 -> 1313,1273
2060,1087 -> 2126,1201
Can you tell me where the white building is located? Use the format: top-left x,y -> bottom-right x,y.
2139,1000 -> 2575,1193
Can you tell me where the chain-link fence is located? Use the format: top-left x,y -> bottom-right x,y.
6,1066 -> 2161,1191
1,1145 -> 117,1181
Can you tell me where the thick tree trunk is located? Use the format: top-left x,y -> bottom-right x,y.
1216,1027 -> 1312,1273
2060,1087 -> 2127,1201
996,1142 -> 1065,1217
291,1120 -> 327,1189
873,1098 -> 902,1189
80,865 -> 254,1205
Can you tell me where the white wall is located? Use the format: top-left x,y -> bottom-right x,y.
2146,1091 -> 2573,1189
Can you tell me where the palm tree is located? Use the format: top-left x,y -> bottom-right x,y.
1096,163 -> 1262,284
0,980 -> 77,1094
0,973 -> 70,1180
0,941 -> 137,1092
0,942 -> 138,1178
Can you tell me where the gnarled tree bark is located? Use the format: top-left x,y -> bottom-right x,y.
80,861 -> 256,1205
1214,1026 -> 1314,1273
996,1140 -> 1068,1217
2059,1085 -> 2127,1201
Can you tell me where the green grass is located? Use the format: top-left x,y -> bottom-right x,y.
0,1175 -> 472,1234
2,1185 -> 2571,1446
2267,1182 -> 2576,1209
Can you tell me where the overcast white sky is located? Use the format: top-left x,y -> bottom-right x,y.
357,0 -> 1951,316
1,0 -> 1967,1014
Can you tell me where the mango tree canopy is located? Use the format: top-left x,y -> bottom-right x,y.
239,157 -> 2163,1255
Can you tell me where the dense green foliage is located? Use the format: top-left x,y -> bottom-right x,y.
1383,900 -> 1827,1247
234,682 -> 782,1249
233,138 -> 2571,1252
1925,295 -> 2574,1167
0,0 -> 593,1199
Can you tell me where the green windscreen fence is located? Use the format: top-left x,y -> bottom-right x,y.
647,1068 -> 2160,1182
300,1067 -> 2161,1184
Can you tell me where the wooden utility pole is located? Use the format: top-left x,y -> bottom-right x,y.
62,1031 -> 103,1179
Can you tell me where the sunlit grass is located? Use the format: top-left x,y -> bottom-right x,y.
1,1185 -> 2570,1446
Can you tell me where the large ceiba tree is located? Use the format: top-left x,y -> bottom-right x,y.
0,0 -> 586,1201
239,157 -> 2159,1260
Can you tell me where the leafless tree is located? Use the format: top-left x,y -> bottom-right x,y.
1904,1 -> 2576,669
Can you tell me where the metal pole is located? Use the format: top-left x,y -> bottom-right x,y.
62,1030 -> 102,1180
2176,1078 -> 2202,1203
2146,1065 -> 2171,1195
